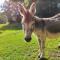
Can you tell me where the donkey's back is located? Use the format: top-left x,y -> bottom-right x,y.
46,20 -> 60,38
33,14 -> 60,38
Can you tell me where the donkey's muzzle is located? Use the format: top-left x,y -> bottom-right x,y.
25,37 -> 32,42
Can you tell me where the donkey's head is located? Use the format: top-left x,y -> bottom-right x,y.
18,2 -> 36,42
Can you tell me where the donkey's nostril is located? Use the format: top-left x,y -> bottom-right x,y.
25,37 -> 32,42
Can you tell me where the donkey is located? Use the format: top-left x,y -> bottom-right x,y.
18,2 -> 60,60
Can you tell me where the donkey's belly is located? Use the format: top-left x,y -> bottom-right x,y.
46,26 -> 60,38
46,31 -> 60,38
46,20 -> 60,38
34,29 -> 60,39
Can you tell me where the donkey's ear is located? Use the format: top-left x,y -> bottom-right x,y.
18,3 -> 26,16
29,2 -> 36,15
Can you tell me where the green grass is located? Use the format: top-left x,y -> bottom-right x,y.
0,24 -> 60,60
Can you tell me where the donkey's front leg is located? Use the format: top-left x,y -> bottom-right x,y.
38,36 -> 48,60
38,38 -> 45,58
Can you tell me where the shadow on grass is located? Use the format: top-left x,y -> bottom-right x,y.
0,31 -> 3,34
0,23 -> 22,30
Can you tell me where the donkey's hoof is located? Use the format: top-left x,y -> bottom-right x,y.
38,55 -> 40,58
58,44 -> 60,49
40,57 -> 48,60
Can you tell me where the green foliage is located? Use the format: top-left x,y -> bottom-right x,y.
0,13 -> 8,22
24,0 -> 29,7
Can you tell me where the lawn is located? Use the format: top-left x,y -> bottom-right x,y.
0,24 -> 60,60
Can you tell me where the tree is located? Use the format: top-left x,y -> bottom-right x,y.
3,0 -> 36,24
3,0 -> 22,24
0,12 -> 8,24
24,0 -> 36,8
36,0 -> 59,18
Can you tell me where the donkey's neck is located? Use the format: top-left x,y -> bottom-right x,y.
32,16 -> 46,31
